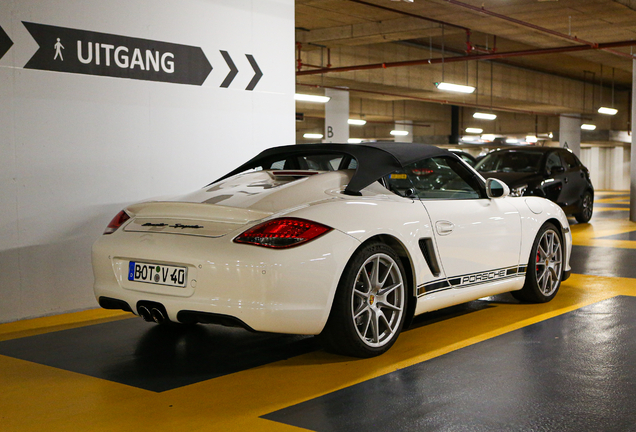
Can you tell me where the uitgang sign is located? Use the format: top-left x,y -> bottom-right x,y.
23,22 -> 212,85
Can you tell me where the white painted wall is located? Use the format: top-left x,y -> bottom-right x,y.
0,0 -> 295,322
580,145 -> 631,191
624,146 -> 631,191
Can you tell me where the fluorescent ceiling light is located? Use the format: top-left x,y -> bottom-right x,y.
481,134 -> 496,141
348,119 -> 367,126
598,107 -> 618,115
294,93 -> 331,103
435,82 -> 476,94
526,135 -> 538,143
390,130 -> 409,136
348,138 -> 363,144
473,112 -> 497,120
465,127 -> 483,134
303,133 -> 324,139
581,124 -> 597,131
506,138 -> 519,144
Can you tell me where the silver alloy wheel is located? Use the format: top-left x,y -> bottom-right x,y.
351,253 -> 405,348
534,229 -> 563,297
581,194 -> 593,220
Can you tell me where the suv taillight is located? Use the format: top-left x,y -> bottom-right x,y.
104,210 -> 131,235
234,218 -> 332,248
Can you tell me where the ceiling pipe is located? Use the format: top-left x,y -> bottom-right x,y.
347,0 -> 474,54
297,43 -> 333,72
296,39 -> 636,76
441,0 -> 635,59
347,0 -> 469,32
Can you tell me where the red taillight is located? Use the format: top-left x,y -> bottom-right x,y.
234,218 -> 332,249
103,210 -> 131,235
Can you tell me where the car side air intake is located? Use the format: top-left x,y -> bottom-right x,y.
419,238 -> 441,277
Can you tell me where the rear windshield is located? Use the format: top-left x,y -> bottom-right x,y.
475,151 -> 543,173
266,154 -> 356,171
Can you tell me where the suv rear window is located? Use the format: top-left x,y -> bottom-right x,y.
560,150 -> 580,169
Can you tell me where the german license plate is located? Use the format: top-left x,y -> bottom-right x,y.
128,262 -> 187,287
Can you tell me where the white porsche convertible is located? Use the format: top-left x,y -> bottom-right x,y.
92,143 -> 571,357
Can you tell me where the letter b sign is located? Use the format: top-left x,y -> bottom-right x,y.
327,126 -> 334,138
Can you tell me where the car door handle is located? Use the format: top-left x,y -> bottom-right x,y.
436,220 -> 454,236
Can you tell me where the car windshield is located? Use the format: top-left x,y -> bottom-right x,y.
475,151 -> 543,173
384,157 -> 483,200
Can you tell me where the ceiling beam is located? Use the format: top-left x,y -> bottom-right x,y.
296,39 -> 636,76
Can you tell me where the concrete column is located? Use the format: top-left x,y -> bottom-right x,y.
394,120 -> 413,143
612,146 -> 624,191
631,59 -> 636,222
324,88 -> 349,143
559,114 -> 581,157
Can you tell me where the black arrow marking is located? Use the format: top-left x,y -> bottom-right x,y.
219,50 -> 238,88
0,26 -> 13,61
245,54 -> 262,91
22,22 -> 212,86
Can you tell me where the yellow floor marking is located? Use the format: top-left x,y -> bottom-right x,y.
1,273 -> 634,432
595,199 -> 629,204
595,197 -> 629,204
0,308 -> 131,342
570,217 -> 636,249
595,190 -> 628,196
593,207 -> 629,212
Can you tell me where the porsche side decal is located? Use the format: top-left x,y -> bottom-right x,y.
417,265 -> 527,296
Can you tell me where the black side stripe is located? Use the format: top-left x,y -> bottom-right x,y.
417,264 -> 527,297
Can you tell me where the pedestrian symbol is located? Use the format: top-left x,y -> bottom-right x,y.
53,37 -> 64,61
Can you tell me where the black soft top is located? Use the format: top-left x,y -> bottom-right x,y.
212,142 -> 459,195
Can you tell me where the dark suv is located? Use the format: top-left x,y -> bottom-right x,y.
475,147 -> 594,223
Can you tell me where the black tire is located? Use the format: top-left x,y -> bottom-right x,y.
512,223 -> 563,303
574,191 -> 593,223
319,242 -> 407,358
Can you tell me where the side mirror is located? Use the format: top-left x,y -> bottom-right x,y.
404,188 -> 417,198
550,166 -> 565,174
486,178 -> 510,199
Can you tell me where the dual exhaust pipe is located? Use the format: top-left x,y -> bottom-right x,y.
138,305 -> 167,324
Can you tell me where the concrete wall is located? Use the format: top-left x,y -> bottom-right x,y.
580,145 -> 631,191
0,0 -> 295,322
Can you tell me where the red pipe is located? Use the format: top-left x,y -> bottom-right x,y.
297,45 -> 333,71
301,63 -> 328,69
442,0 -> 635,59
296,39 -> 636,76
465,29 -> 472,54
470,35 -> 497,54
296,42 -> 302,72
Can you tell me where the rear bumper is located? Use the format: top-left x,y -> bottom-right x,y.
92,228 -> 360,335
